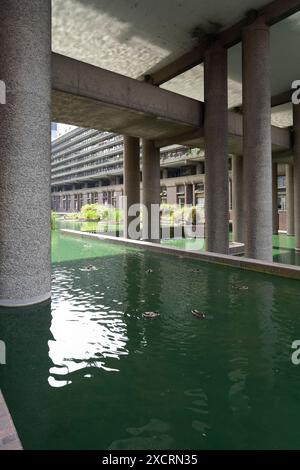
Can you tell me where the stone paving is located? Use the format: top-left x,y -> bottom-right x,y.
0,391 -> 22,450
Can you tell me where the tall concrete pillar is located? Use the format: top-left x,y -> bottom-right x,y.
232,155 -> 244,243
162,168 -> 168,179
82,193 -> 88,206
123,136 -> 140,239
204,41 -> 229,254
142,140 -> 160,243
286,164 -> 295,236
272,163 -> 279,235
242,17 -> 272,261
0,1 -> 51,307
294,104 -> 300,250
69,194 -> 75,213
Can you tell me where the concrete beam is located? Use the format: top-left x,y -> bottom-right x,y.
51,53 -> 203,141
51,53 -> 291,154
149,0 -> 300,85
155,109 -> 291,153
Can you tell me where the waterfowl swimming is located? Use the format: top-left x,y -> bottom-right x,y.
80,264 -> 98,272
146,269 -> 154,274
232,284 -> 249,291
143,311 -> 160,319
192,310 -> 206,319
191,268 -> 201,273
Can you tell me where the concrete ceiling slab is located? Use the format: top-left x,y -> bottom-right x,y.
52,1 -> 299,129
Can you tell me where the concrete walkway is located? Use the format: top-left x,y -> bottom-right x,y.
0,391 -> 22,450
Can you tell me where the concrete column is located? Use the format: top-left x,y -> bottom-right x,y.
204,41 -> 229,254
69,194 -> 75,213
242,17 -> 272,261
272,163 -> 279,235
0,1 -> 51,307
167,186 -> 177,205
185,184 -> 193,205
82,193 -> 88,206
162,168 -> 168,179
286,164 -> 295,236
232,155 -> 244,242
98,192 -> 103,204
196,162 -> 204,175
142,139 -> 160,243
123,135 -> 140,239
294,104 -> 300,250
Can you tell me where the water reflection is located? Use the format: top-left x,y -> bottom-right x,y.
3,233 -> 300,449
49,259 -> 129,387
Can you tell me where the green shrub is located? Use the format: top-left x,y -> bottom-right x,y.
79,204 -> 124,222
64,213 -> 80,220
160,204 -> 176,225
80,204 -> 100,221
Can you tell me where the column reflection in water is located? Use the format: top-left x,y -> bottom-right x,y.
49,256 -> 130,387
0,301 -> 52,447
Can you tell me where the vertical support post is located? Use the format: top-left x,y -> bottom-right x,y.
294,104 -> 300,250
286,163 -> 295,236
204,41 -> 229,254
0,0 -> 52,306
142,140 -> 160,243
242,16 -> 272,261
272,162 -> 279,235
123,136 -> 140,239
232,155 -> 244,243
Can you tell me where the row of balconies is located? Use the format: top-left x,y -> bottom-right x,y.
52,144 -> 194,176
52,128 -> 97,154
52,133 -> 121,163
51,143 -> 124,174
51,149 -> 203,183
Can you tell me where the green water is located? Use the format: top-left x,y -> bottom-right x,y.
57,219 -> 300,266
1,231 -> 300,450
164,235 -> 300,266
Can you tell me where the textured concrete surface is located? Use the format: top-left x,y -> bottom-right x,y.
61,229 -> 300,281
0,0 -> 51,306
272,163 -> 279,234
242,18 -> 273,261
51,53 -> 292,152
123,136 -> 141,239
142,140 -> 160,243
232,155 -> 244,243
204,42 -> 229,255
52,53 -> 203,141
294,104 -> 300,250
0,391 -> 22,450
51,1 -> 300,128
286,163 -> 295,235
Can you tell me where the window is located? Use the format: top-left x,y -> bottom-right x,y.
160,187 -> 167,204
278,195 -> 286,211
74,194 -> 79,211
278,176 -> 286,189
196,196 -> 205,208
195,182 -> 204,193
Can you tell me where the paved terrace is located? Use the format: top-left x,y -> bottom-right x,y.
0,391 -> 22,450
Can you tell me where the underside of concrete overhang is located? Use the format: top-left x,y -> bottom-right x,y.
51,53 -> 203,141
52,53 -> 292,155
157,111 -> 292,155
